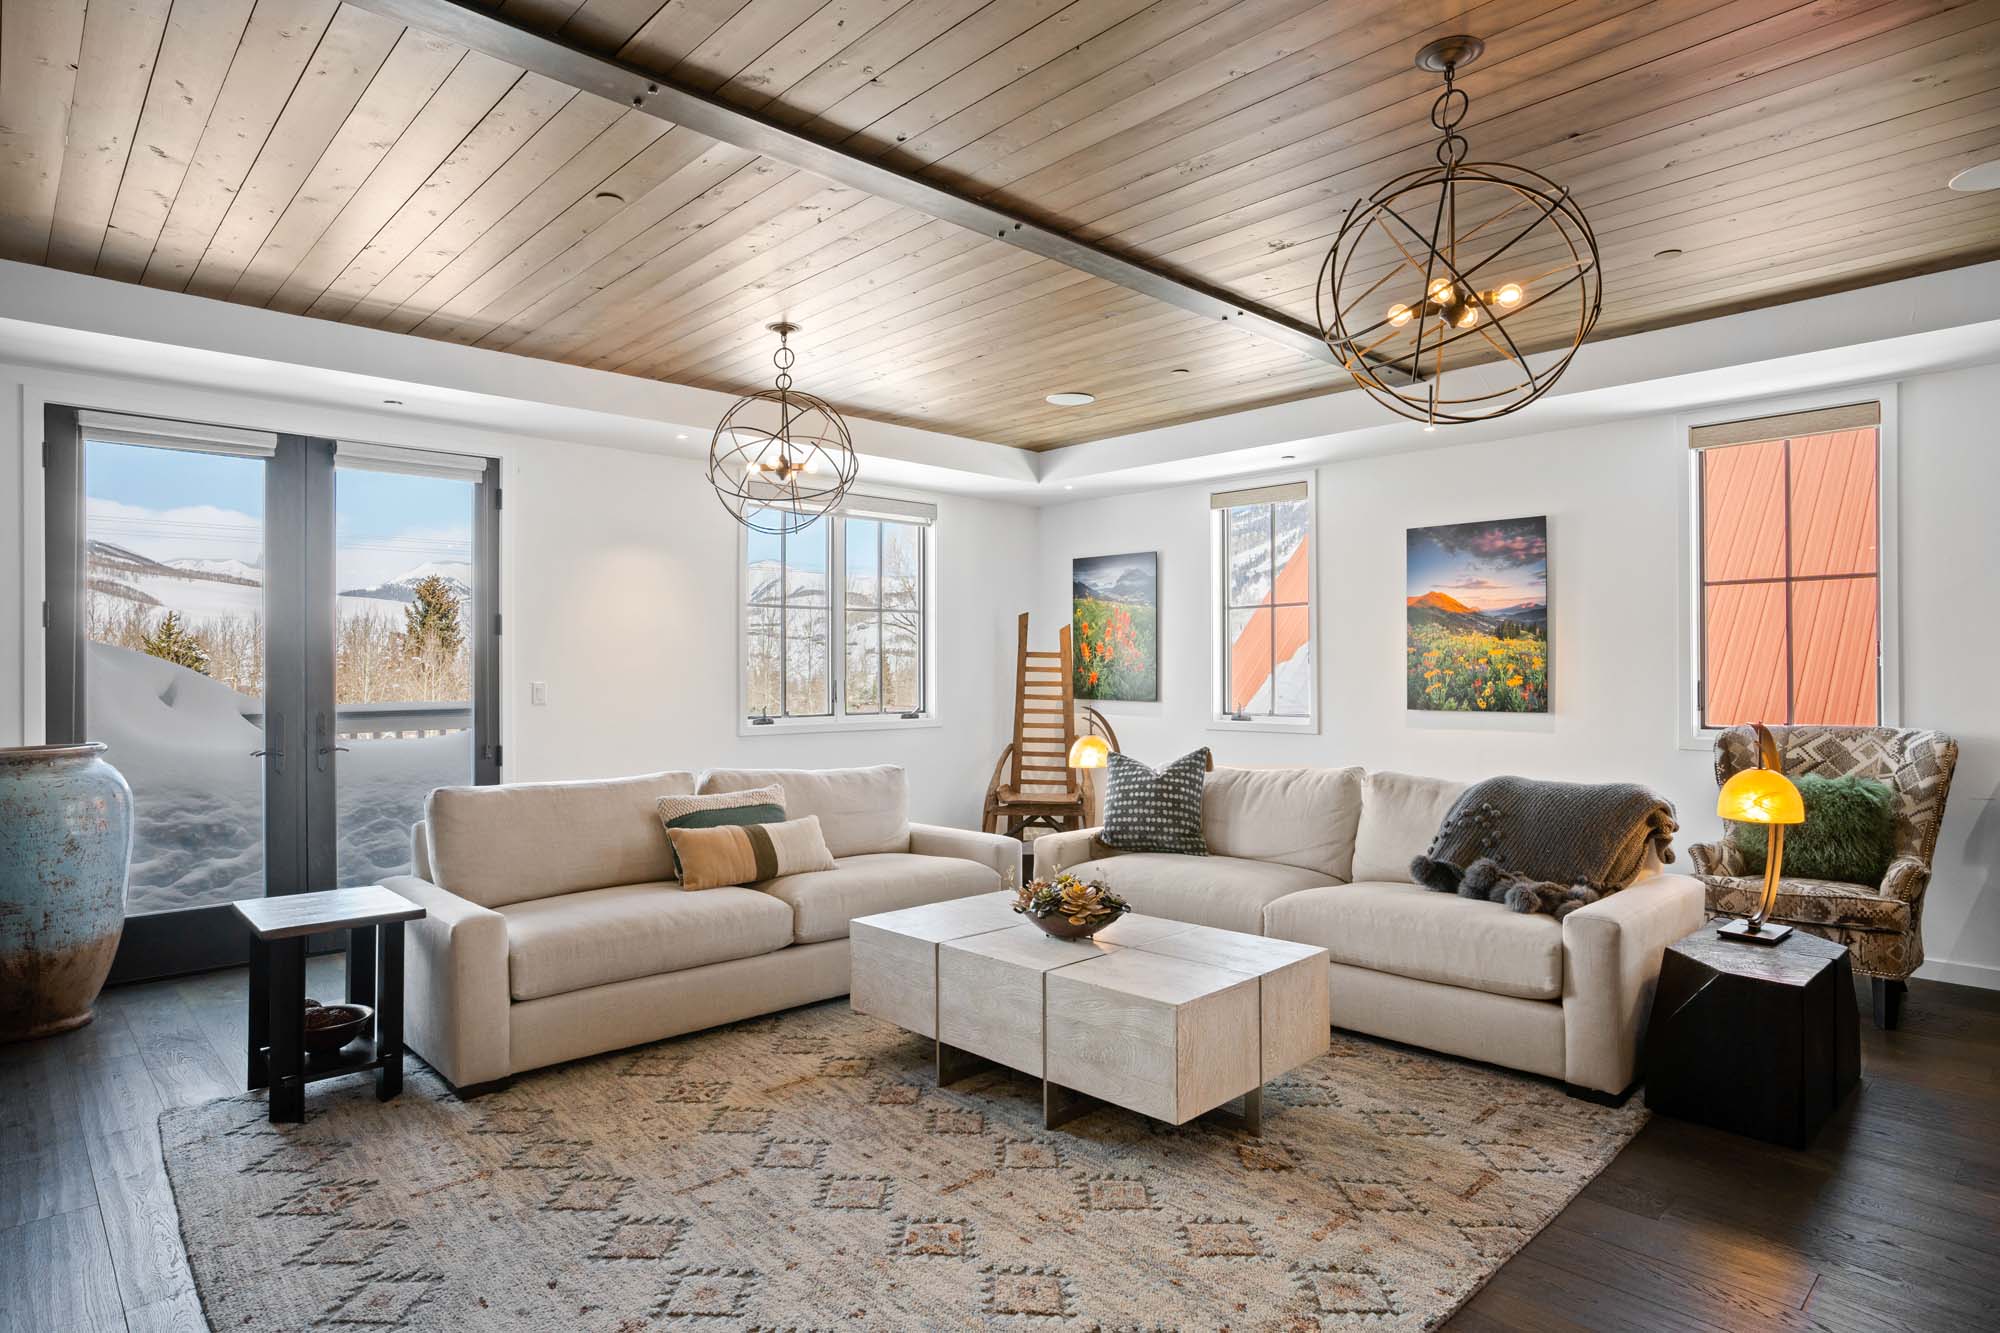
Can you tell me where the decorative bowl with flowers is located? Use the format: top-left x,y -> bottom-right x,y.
1011,872 -> 1130,940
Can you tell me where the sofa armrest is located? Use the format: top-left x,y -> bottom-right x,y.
907,823 -> 1021,881
1561,873 -> 1707,1095
383,875 -> 511,1090
1880,854 -> 1932,905
1033,826 -> 1116,880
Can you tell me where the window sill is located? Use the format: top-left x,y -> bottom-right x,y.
737,713 -> 943,738
1205,715 -> 1319,736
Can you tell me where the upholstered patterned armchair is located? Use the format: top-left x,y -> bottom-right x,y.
1689,725 -> 1958,1030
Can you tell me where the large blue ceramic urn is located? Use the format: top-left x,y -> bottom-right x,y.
0,744 -> 133,1041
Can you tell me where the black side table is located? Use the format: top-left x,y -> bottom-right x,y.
234,886 -> 426,1123
1643,924 -> 1859,1148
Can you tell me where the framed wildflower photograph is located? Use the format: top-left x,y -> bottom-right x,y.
1072,552 -> 1158,702
1406,517 -> 1549,712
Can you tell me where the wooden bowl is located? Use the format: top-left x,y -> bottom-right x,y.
302,1000 -> 372,1054
1027,910 -> 1124,941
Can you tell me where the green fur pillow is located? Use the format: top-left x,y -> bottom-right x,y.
1727,774 -> 1896,886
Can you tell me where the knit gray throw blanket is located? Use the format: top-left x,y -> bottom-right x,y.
1411,777 -> 1678,918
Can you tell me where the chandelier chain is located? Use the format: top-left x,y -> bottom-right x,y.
1431,67 -> 1469,168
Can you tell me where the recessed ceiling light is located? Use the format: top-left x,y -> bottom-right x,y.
1045,391 -> 1095,406
676,432 -> 689,441
595,190 -> 625,202
382,399 -> 403,406
1948,160 -> 2000,191
1281,454 -> 1296,461
1063,484 -> 1074,490
1654,248 -> 1683,260
1171,367 -> 1190,375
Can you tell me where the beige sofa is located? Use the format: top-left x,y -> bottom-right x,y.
1035,767 -> 1704,1096
385,765 -> 1018,1090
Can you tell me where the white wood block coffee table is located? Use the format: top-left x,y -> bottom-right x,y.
851,900 -> 1329,1135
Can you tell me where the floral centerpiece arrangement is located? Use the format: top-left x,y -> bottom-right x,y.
1012,872 -> 1130,940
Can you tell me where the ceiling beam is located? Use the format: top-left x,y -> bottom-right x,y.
346,0 -> 1367,374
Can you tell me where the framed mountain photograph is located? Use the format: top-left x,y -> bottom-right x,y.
1072,552 -> 1158,702
1407,517 -> 1549,712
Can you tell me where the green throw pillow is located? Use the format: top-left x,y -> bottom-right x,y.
657,786 -> 786,878
1727,773 -> 1896,886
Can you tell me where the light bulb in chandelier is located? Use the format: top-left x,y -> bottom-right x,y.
1495,281 -> 1524,307
1451,300 -> 1480,329
1427,277 -> 1456,303
1387,302 -> 1413,327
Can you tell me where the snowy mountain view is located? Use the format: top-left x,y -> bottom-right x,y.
81,438 -> 477,913
340,560 -> 473,604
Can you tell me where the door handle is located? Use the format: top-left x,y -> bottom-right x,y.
314,712 -> 350,772
252,712 -> 284,774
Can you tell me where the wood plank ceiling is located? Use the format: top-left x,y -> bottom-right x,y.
2,0 -> 1997,449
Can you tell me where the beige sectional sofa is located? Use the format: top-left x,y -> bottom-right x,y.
385,765 -> 1018,1090
1035,766 -> 1704,1096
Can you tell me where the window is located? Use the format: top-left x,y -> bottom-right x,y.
1212,479 -> 1315,726
44,407 -> 500,981
742,498 -> 931,726
1694,401 -> 1883,729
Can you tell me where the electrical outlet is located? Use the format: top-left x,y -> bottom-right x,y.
530,681 -> 548,706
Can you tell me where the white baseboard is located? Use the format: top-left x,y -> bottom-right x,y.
1915,957 -> 2000,991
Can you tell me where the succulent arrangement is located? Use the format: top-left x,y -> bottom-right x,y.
1012,872 -> 1130,938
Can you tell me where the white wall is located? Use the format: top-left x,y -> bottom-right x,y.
0,363 -> 1038,831
1035,363 -> 2000,988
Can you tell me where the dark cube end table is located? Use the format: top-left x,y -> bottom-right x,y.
234,886 -> 426,1124
1643,923 -> 1860,1148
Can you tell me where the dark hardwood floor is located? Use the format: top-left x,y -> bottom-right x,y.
2,962 -> 1993,1332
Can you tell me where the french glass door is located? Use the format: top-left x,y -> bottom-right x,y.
43,408 -> 499,981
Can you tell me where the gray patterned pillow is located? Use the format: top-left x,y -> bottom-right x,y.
1099,748 -> 1209,855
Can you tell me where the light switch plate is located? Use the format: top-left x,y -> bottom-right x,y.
530,681 -> 548,706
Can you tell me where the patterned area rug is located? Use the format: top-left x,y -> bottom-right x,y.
160,1001 -> 1644,1330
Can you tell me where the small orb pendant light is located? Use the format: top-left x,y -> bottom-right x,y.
1316,36 -> 1602,426
707,322 -> 859,534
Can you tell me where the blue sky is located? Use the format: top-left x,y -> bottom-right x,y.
86,441 -> 472,584
1406,517 -> 1548,610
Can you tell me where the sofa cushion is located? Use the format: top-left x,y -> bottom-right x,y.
1351,771 -> 1466,883
1203,765 -> 1365,881
498,883 -> 793,1001
427,771 -> 698,908
759,853 -> 999,944
699,766 -> 909,858
1065,854 -> 1335,934
1703,874 -> 1910,933
668,815 -> 836,890
1100,749 -> 1209,855
1263,881 -> 1563,1001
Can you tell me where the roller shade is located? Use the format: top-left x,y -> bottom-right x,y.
336,440 -> 492,481
1689,401 -> 1880,450
77,409 -> 276,458
835,493 -> 936,525
1210,480 -> 1308,509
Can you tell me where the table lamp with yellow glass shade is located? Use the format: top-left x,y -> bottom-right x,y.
1715,723 -> 1805,946
1067,735 -> 1110,770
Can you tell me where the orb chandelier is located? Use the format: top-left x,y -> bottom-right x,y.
707,322 -> 858,534
1316,36 -> 1601,426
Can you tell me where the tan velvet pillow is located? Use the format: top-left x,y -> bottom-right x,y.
665,814 -> 836,890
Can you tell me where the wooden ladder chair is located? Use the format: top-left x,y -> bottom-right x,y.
983,613 -> 1089,842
